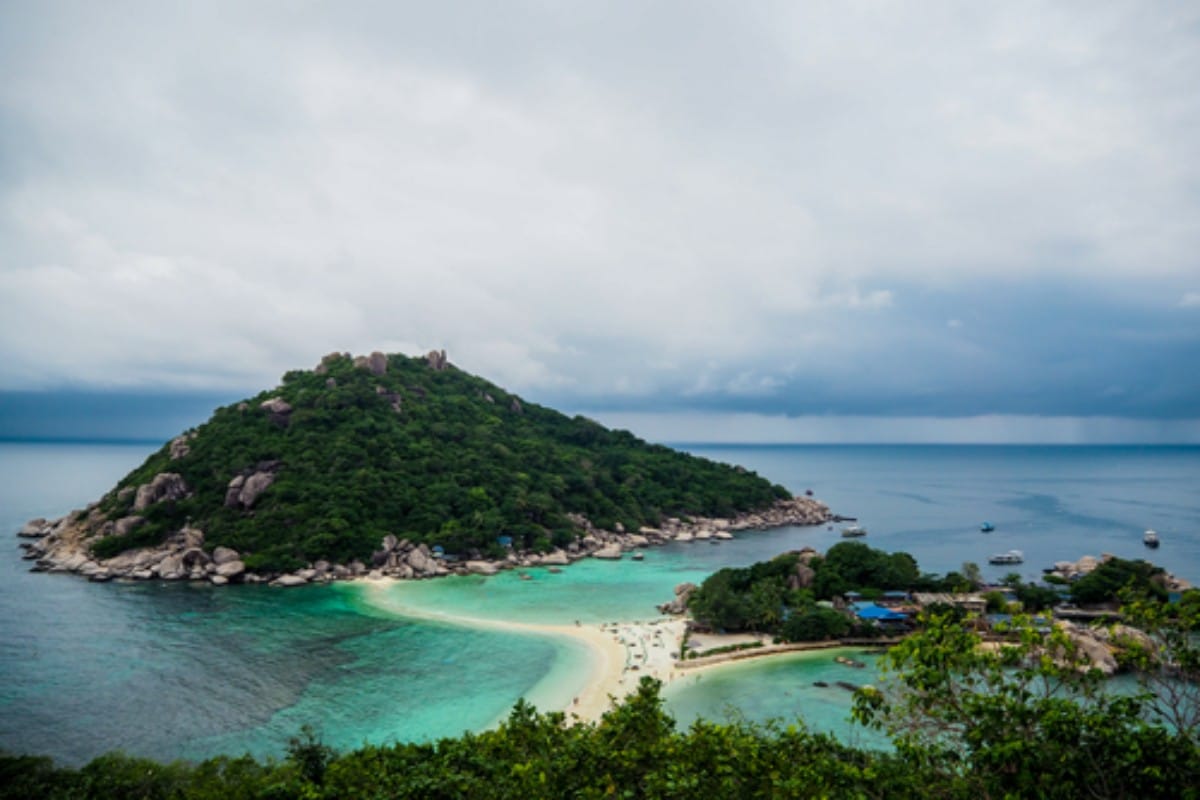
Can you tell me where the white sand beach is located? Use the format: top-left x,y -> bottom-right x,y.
356,578 -> 686,723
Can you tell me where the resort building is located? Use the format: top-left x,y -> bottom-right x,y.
912,593 -> 987,615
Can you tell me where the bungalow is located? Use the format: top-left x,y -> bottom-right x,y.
913,592 -> 987,615
878,590 -> 911,607
850,601 -> 910,626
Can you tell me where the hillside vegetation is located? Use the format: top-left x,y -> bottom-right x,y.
89,351 -> 790,571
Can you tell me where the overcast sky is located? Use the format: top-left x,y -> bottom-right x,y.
1,2 -> 1198,442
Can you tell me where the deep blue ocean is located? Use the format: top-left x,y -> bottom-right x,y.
1,441 -> 1197,764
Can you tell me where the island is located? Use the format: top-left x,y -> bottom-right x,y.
16,350 -> 831,586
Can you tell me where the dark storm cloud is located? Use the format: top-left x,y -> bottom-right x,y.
0,1 -> 1197,438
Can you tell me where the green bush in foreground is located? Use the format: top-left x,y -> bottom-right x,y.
6,610 -> 1199,800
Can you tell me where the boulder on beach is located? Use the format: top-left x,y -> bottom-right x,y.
658,582 -> 697,615
17,519 -> 49,538
212,546 -> 240,565
215,560 -> 245,579
593,544 -> 623,560
407,546 -> 438,575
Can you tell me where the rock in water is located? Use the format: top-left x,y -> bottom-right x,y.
593,544 -> 623,560
212,546 -> 240,565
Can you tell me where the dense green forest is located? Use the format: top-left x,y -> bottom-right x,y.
689,542 -> 946,638
688,543 -> 1181,640
5,603 -> 1197,800
88,352 -> 790,571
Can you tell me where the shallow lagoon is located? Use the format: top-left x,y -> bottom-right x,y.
2,441 -> 1198,763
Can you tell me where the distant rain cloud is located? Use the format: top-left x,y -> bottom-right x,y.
0,1 -> 1198,440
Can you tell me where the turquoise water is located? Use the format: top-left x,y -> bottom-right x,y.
374,557 -> 712,625
2,441 -> 1198,764
663,648 -> 890,749
689,444 -> 1200,581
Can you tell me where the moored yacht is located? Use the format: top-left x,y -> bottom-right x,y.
988,549 -> 1024,565
1143,529 -> 1160,548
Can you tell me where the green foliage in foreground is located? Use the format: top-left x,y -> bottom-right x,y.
855,609 -> 1200,799
6,618 -> 1200,800
90,352 -> 789,570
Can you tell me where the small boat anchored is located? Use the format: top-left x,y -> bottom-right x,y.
841,525 -> 868,538
980,522 -> 995,533
1143,530 -> 1160,549
988,549 -> 1024,565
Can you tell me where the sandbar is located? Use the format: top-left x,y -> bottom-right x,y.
355,578 -> 686,722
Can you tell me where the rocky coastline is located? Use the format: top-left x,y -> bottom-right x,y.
15,495 -> 833,589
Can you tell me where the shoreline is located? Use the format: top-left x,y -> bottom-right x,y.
350,577 -> 891,724
16,496 -> 834,588
353,578 -> 686,723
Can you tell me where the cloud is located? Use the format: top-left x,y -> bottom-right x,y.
1181,292 -> 1200,308
587,411 -> 1200,445
0,1 -> 1197,429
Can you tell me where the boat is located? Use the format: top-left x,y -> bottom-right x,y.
835,656 -> 866,668
988,549 -> 1024,565
980,522 -> 995,533
631,551 -> 645,561
841,525 -> 868,538
1143,530 -> 1160,549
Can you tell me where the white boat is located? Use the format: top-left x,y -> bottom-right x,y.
988,549 -> 1024,565
841,525 -> 868,538
1143,530 -> 1160,548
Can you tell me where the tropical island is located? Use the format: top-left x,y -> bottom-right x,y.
17,350 -> 830,585
8,350 -> 1200,797
4,540 -> 1198,798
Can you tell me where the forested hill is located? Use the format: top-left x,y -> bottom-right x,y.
74,351 -> 790,571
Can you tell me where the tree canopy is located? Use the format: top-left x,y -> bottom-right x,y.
89,352 -> 790,570
688,543 -> 945,640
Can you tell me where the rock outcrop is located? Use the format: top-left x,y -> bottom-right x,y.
592,544 -> 623,560
169,432 -> 197,460
426,349 -> 448,371
789,561 -> 816,591
353,353 -> 389,374
133,473 -> 189,511
406,545 -> 439,576
658,582 -> 697,615
18,519 -> 52,538
259,397 -> 293,426
314,352 -> 348,375
1056,621 -> 1119,676
19,468 -> 834,591
224,462 -> 281,510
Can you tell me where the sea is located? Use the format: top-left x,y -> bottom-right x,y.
1,441 -> 1197,765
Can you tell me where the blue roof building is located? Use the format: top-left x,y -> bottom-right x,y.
850,602 -> 908,622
